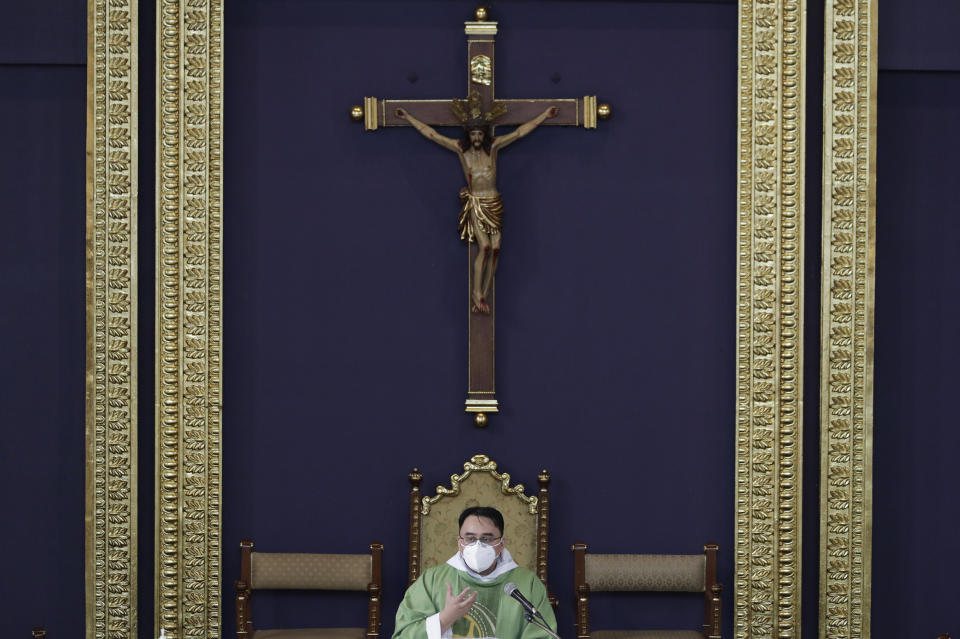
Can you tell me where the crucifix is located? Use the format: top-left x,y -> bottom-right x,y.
351,7 -> 609,426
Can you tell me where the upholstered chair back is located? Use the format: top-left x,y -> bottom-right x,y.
250,552 -> 373,591
407,455 -> 551,598
235,540 -> 383,639
573,543 -> 722,639
584,554 -> 707,592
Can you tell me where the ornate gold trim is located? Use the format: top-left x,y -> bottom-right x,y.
364,96 -> 379,131
464,21 -> 498,36
583,96 -> 597,129
422,454 -> 538,515
85,0 -> 139,637
819,0 -> 876,637
79,5 -> 876,637
735,1 -> 806,637
155,1 -> 224,637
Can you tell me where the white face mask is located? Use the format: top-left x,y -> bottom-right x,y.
461,540 -> 499,573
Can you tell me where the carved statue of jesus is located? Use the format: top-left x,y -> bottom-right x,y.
396,98 -> 558,313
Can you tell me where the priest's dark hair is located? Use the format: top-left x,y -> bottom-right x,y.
458,506 -> 504,535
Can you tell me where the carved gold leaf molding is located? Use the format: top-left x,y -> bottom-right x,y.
85,0 -> 139,638
421,454 -> 539,515
819,0 -> 876,638
736,1 -> 805,637
80,3 -> 877,638
155,0 -> 224,637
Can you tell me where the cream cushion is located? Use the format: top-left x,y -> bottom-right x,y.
592,630 -> 702,639
250,553 -> 371,590
253,628 -> 366,639
585,554 -> 706,592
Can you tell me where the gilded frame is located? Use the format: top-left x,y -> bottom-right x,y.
82,2 -> 877,638
153,1 -> 224,638
86,0 -> 225,637
735,1 -> 806,635
819,1 -> 877,638
85,0 -> 139,638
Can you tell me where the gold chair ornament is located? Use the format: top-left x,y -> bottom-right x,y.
407,454 -> 554,607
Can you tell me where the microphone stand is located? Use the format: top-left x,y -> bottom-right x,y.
522,610 -> 562,639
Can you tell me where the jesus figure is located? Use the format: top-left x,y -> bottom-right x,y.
396,97 -> 558,313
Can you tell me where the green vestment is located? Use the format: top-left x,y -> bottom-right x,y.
393,563 -> 556,639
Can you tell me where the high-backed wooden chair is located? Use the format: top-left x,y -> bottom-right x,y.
573,542 -> 722,639
407,454 -> 554,605
235,539 -> 383,639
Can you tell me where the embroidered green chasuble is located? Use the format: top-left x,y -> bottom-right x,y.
393,563 -> 556,639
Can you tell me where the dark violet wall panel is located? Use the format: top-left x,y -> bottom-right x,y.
222,1 -> 737,638
0,64 -> 86,637
6,2 -> 958,639
0,1 -> 86,65
873,70 -> 960,639
880,0 -> 960,71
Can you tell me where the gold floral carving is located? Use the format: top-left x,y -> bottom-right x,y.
422,454 -> 538,515
736,1 -> 805,637
819,0 -> 876,637
155,0 -> 224,637
85,0 -> 138,638
69,5 -> 875,639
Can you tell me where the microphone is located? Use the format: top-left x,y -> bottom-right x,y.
504,583 -> 540,619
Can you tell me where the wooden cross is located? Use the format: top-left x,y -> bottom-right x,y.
353,7 -> 608,425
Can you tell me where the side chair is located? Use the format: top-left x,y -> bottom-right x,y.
235,539 -> 383,639
573,542 -> 722,639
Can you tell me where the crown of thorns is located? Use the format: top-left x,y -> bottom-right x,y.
451,91 -> 507,128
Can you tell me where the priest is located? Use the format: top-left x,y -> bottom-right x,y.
393,506 -> 557,639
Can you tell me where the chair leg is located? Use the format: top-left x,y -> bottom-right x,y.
573,542 -> 590,639
368,541 -> 384,639
705,583 -> 722,639
236,579 -> 252,639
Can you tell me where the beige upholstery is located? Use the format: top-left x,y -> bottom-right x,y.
419,469 -> 537,574
251,553 -> 372,590
253,629 -> 367,639
408,455 -> 553,608
585,554 -> 706,592
592,631 -> 703,639
573,543 -> 721,639
236,540 -> 382,639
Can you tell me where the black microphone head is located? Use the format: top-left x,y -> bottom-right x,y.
504,582 -> 518,595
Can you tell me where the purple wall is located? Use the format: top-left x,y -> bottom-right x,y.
0,1 -> 958,638
222,1 -> 737,636
873,70 -> 960,638
0,17 -> 86,633
0,66 -> 86,634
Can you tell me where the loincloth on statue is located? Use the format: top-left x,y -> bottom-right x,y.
458,188 -> 503,243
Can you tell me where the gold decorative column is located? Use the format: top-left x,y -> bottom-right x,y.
735,1 -> 806,637
155,1 -> 224,637
819,0 -> 877,637
85,0 -> 139,637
